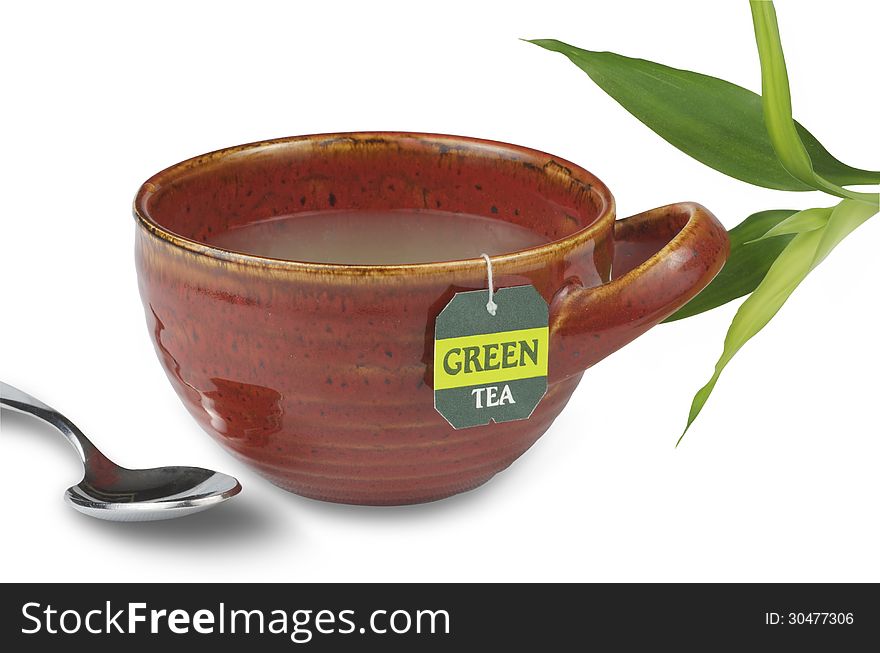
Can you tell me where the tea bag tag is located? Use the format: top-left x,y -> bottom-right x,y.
433,255 -> 549,430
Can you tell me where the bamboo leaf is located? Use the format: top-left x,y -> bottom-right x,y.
678,200 -> 876,444
750,0 -> 879,205
663,209 -> 796,322
678,225 -> 826,445
749,1 -> 815,186
529,39 -> 880,191
745,207 -> 830,243
812,199 -> 879,267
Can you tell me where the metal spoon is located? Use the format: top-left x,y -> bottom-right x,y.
0,381 -> 241,521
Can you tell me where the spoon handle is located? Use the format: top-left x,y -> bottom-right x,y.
0,381 -> 109,469
0,381 -> 55,413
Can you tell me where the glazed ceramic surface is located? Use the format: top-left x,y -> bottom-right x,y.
134,133 -> 729,505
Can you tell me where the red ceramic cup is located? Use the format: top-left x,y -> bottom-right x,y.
134,133 -> 729,505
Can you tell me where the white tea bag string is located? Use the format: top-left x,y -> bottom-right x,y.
480,253 -> 498,316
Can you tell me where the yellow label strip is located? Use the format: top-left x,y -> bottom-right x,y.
433,327 -> 549,390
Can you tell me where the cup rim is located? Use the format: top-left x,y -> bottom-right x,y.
133,132 -> 616,276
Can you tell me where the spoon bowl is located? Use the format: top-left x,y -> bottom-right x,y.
65,467 -> 241,522
1,381 -> 242,521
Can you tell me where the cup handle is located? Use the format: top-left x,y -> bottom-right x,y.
549,202 -> 729,382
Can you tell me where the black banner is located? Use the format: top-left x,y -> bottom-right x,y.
1,583 -> 877,650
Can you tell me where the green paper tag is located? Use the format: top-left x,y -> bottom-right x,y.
433,285 -> 549,429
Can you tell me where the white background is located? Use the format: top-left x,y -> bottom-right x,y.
1,0 -> 877,583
